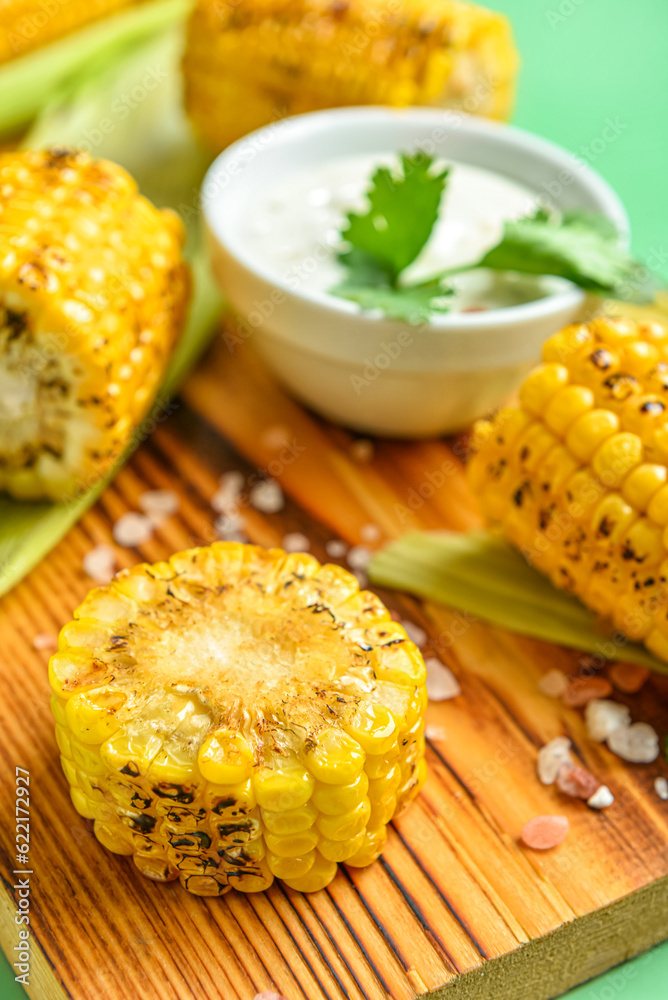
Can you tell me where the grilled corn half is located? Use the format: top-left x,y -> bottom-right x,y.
0,148 -> 188,501
183,0 -> 518,152
50,542 -> 428,895
0,0 -> 141,64
469,316 -> 668,663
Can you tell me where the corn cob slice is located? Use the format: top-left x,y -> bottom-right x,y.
0,0 -> 142,64
0,148 -> 188,500
50,542 -> 428,895
469,316 -> 668,662
183,0 -> 518,153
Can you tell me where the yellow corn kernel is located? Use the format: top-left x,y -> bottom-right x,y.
146,740 -> 198,786
345,826 -> 388,868
70,737 -> 106,776
50,692 -> 68,727
254,753 -> 315,810
266,851 -> 316,880
311,772 -> 369,816
542,324 -> 593,364
543,385 -> 595,437
369,796 -> 397,828
566,410 -> 620,462
305,728 -> 365,785
536,445 -> 581,496
100,730 -> 163,776
283,851 -> 338,893
60,755 -> 79,787
70,786 -> 96,820
622,341 -> 661,376
512,423 -> 559,473
94,819 -> 134,856
373,641 -> 427,687
368,763 -> 402,804
344,703 -> 397,755
134,855 -> 179,883
647,483 -> 668,526
264,828 -> 319,858
198,730 -> 253,784
318,830 -> 366,863
316,798 -> 371,842
621,464 -> 667,511
519,363 -> 569,415
591,433 -> 643,488
65,687 -> 126,744
621,519 -> 664,569
261,801 -> 317,835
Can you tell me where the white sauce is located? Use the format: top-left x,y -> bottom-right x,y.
241,153 -> 553,315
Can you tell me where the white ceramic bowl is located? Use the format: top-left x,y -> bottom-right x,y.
203,107 -> 629,437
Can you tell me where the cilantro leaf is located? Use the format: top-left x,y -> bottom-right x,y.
340,152 -> 449,283
478,209 -> 653,301
331,272 -> 453,324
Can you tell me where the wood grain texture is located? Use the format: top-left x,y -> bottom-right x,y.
1,329 -> 668,1000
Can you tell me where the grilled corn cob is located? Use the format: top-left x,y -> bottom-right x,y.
50,542 -> 428,895
0,148 -> 188,501
0,0 -> 141,64
183,0 -> 518,152
468,316 -> 668,663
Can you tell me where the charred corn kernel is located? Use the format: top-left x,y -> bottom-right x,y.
621,464 -> 667,511
519,364 -> 569,415
267,850 -> 316,880
184,0 -> 518,153
198,730 -> 253,784
543,385 -> 595,437
50,541 -> 427,895
261,801 -> 317,835
0,149 -> 188,501
468,317 -> 668,665
513,423 -> 558,473
566,410 -> 619,462
283,851 -> 338,893
0,1 -> 142,63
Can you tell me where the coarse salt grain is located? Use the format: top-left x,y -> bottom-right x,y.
654,776 -> 668,801
537,736 -> 573,785
425,658 -> 461,701
556,764 -> 600,800
83,543 -> 117,582
520,815 -> 569,850
347,545 -> 371,571
587,785 -> 615,809
325,539 -> 348,558
32,633 -> 57,651
253,993 -> 291,1000
250,479 -> 284,513
212,471 -> 244,513
360,523 -> 381,544
401,620 -> 427,647
425,724 -> 447,742
607,722 -> 660,763
113,512 -> 153,548
584,699 -> 631,743
538,669 -> 569,698
138,489 -> 179,522
562,676 -> 613,707
608,662 -> 650,694
282,532 -> 310,553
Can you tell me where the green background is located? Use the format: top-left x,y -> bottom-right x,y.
2,0 -> 667,996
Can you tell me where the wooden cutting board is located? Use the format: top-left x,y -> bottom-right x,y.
1,329 -> 667,1000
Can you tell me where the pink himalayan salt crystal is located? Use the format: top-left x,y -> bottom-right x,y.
556,764 -> 600,800
608,662 -> 650,694
562,676 -> 613,707
538,669 -> 569,698
520,815 -> 570,850
425,658 -> 461,701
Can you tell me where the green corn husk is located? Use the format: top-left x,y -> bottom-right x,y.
0,28 -> 221,597
0,0 -> 190,137
369,530 -> 668,675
